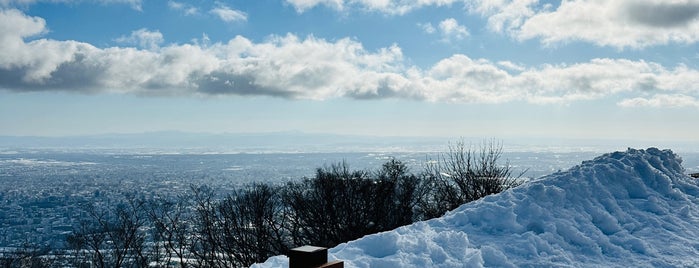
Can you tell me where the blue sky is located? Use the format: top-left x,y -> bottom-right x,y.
1,0 -> 698,145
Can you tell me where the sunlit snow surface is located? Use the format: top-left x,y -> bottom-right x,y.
254,148 -> 699,267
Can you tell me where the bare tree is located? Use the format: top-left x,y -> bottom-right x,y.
56,140 -> 521,267
374,159 -> 426,227
283,160 -> 425,248
418,140 -> 523,219
66,197 -> 149,268
189,186 -> 220,268
188,184 -> 289,267
0,243 -> 54,268
217,183 -> 289,266
283,162 -> 373,247
147,194 -> 193,267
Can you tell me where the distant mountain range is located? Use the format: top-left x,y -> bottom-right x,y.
0,131 -> 452,153
1,131 -> 697,153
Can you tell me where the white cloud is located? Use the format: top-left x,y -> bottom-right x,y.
2,9 -> 699,105
0,8 -> 46,38
418,55 -> 514,103
115,28 -> 164,50
520,1 -> 699,48
438,18 -> 469,41
468,0 -> 699,48
210,4 -> 247,22
283,0 -> 699,48
101,0 -> 141,10
497,61 -> 525,72
285,0 -> 456,15
0,0 -> 143,10
467,0 -> 538,33
0,9 -> 76,83
286,0 -> 344,12
168,1 -> 199,16
0,9 -> 405,98
618,94 -> 699,108
408,57 -> 699,104
511,59 -> 693,103
418,22 -> 436,34
420,18 -> 469,43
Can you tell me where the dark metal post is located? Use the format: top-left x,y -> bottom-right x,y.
288,245 -> 343,268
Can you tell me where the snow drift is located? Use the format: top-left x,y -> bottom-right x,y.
254,148 -> 699,267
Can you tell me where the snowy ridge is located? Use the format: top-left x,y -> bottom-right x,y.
254,148 -> 699,267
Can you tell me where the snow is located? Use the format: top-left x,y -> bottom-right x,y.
253,148 -> 699,267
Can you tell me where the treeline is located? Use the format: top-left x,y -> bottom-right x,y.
1,142 -> 522,268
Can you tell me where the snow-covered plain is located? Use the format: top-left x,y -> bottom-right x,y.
254,148 -> 699,267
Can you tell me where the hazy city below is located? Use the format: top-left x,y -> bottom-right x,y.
2,133 -> 698,249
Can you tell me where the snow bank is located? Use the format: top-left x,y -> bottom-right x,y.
254,148 -> 699,267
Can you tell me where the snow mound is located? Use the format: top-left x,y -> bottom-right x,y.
254,148 -> 699,267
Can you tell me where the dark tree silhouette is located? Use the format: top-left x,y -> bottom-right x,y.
375,159 -> 426,225
188,184 -> 289,267
59,141 -> 522,267
283,160 -> 426,247
0,243 -> 54,268
147,194 -> 193,267
418,140 -> 522,218
66,198 -> 149,268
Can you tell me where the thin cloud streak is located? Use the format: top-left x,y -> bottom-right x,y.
168,1 -> 199,15
285,0 -> 455,15
115,28 -> 164,50
618,94 -> 699,109
209,3 -> 247,22
0,0 -> 143,10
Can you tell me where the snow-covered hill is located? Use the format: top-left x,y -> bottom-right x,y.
254,148 -> 699,267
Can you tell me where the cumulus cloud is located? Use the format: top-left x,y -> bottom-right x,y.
285,0 -> 456,15
286,0 -> 344,12
468,0 -> 699,48
626,1 -> 699,28
418,22 -> 436,34
284,0 -> 699,48
210,3 -> 247,22
497,61 -> 525,72
512,59 -> 699,103
115,28 -> 164,50
0,9 -> 405,98
100,0 -> 141,10
618,94 -> 699,108
420,18 -> 469,43
168,1 -> 199,16
2,9 -> 699,106
438,18 -> 469,41
467,0 -> 538,33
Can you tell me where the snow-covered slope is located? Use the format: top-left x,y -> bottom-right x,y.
254,148 -> 699,267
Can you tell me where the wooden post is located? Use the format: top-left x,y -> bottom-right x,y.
288,246 -> 343,268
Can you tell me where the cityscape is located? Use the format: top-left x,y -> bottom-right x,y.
0,148 -> 627,249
